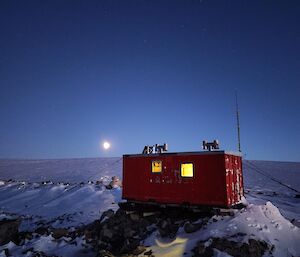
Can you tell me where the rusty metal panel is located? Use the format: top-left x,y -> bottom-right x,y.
224,154 -> 243,206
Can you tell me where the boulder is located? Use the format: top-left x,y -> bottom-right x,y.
52,228 -> 69,239
158,218 -> 179,238
184,221 -> 203,233
100,209 -> 115,222
129,213 -> 140,221
247,239 -> 268,256
35,226 -> 49,236
0,218 -> 21,245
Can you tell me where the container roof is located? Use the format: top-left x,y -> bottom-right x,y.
123,150 -> 243,158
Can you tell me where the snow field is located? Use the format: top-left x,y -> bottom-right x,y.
0,158 -> 299,256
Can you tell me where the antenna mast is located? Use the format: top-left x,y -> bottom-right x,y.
235,91 -> 241,152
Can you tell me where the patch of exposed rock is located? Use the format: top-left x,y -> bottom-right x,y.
82,209 -> 156,256
80,207 -> 211,257
192,237 -> 272,257
0,217 -> 21,245
0,207 -> 272,257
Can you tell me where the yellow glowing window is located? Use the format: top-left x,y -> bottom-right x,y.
152,160 -> 162,173
181,163 -> 194,177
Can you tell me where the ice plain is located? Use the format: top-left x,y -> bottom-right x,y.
0,158 -> 299,257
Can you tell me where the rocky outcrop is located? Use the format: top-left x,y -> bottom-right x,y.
183,220 -> 203,233
83,209 -> 155,256
80,206 -> 214,257
0,217 -> 21,245
0,205 -> 272,257
52,228 -> 69,239
192,237 -> 271,257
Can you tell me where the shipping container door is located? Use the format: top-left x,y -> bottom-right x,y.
177,157 -> 196,205
147,158 -> 163,202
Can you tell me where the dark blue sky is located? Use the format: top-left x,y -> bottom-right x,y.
0,0 -> 299,161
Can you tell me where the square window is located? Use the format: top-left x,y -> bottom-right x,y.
152,160 -> 162,173
181,163 -> 194,177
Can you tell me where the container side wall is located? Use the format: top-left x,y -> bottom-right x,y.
123,153 -> 230,207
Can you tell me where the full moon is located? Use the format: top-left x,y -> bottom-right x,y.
103,141 -> 110,150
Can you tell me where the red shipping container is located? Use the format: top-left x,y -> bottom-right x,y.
122,151 -> 243,208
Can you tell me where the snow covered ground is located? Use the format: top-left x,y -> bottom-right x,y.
243,160 -> 300,223
0,157 -> 122,183
0,180 -> 121,230
0,157 -> 299,256
145,201 -> 300,257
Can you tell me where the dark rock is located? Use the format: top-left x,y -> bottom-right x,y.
123,227 -> 135,238
144,249 -> 153,255
30,250 -> 59,257
101,228 -> 114,240
157,218 -> 179,238
119,238 -> 140,254
0,218 -> 21,245
129,213 -> 140,221
291,219 -> 300,228
232,202 -> 247,209
184,221 -> 203,233
22,247 -> 34,254
196,242 -> 206,254
247,239 -> 268,256
229,232 -> 247,238
97,250 -> 115,257
82,206 -> 213,256
192,237 -> 269,257
52,228 -> 69,239
192,241 -> 213,257
84,229 -> 93,241
14,231 -> 34,245
35,227 -> 49,236
96,239 -> 109,249
100,209 -> 115,222
132,245 -> 146,255
158,219 -> 168,230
